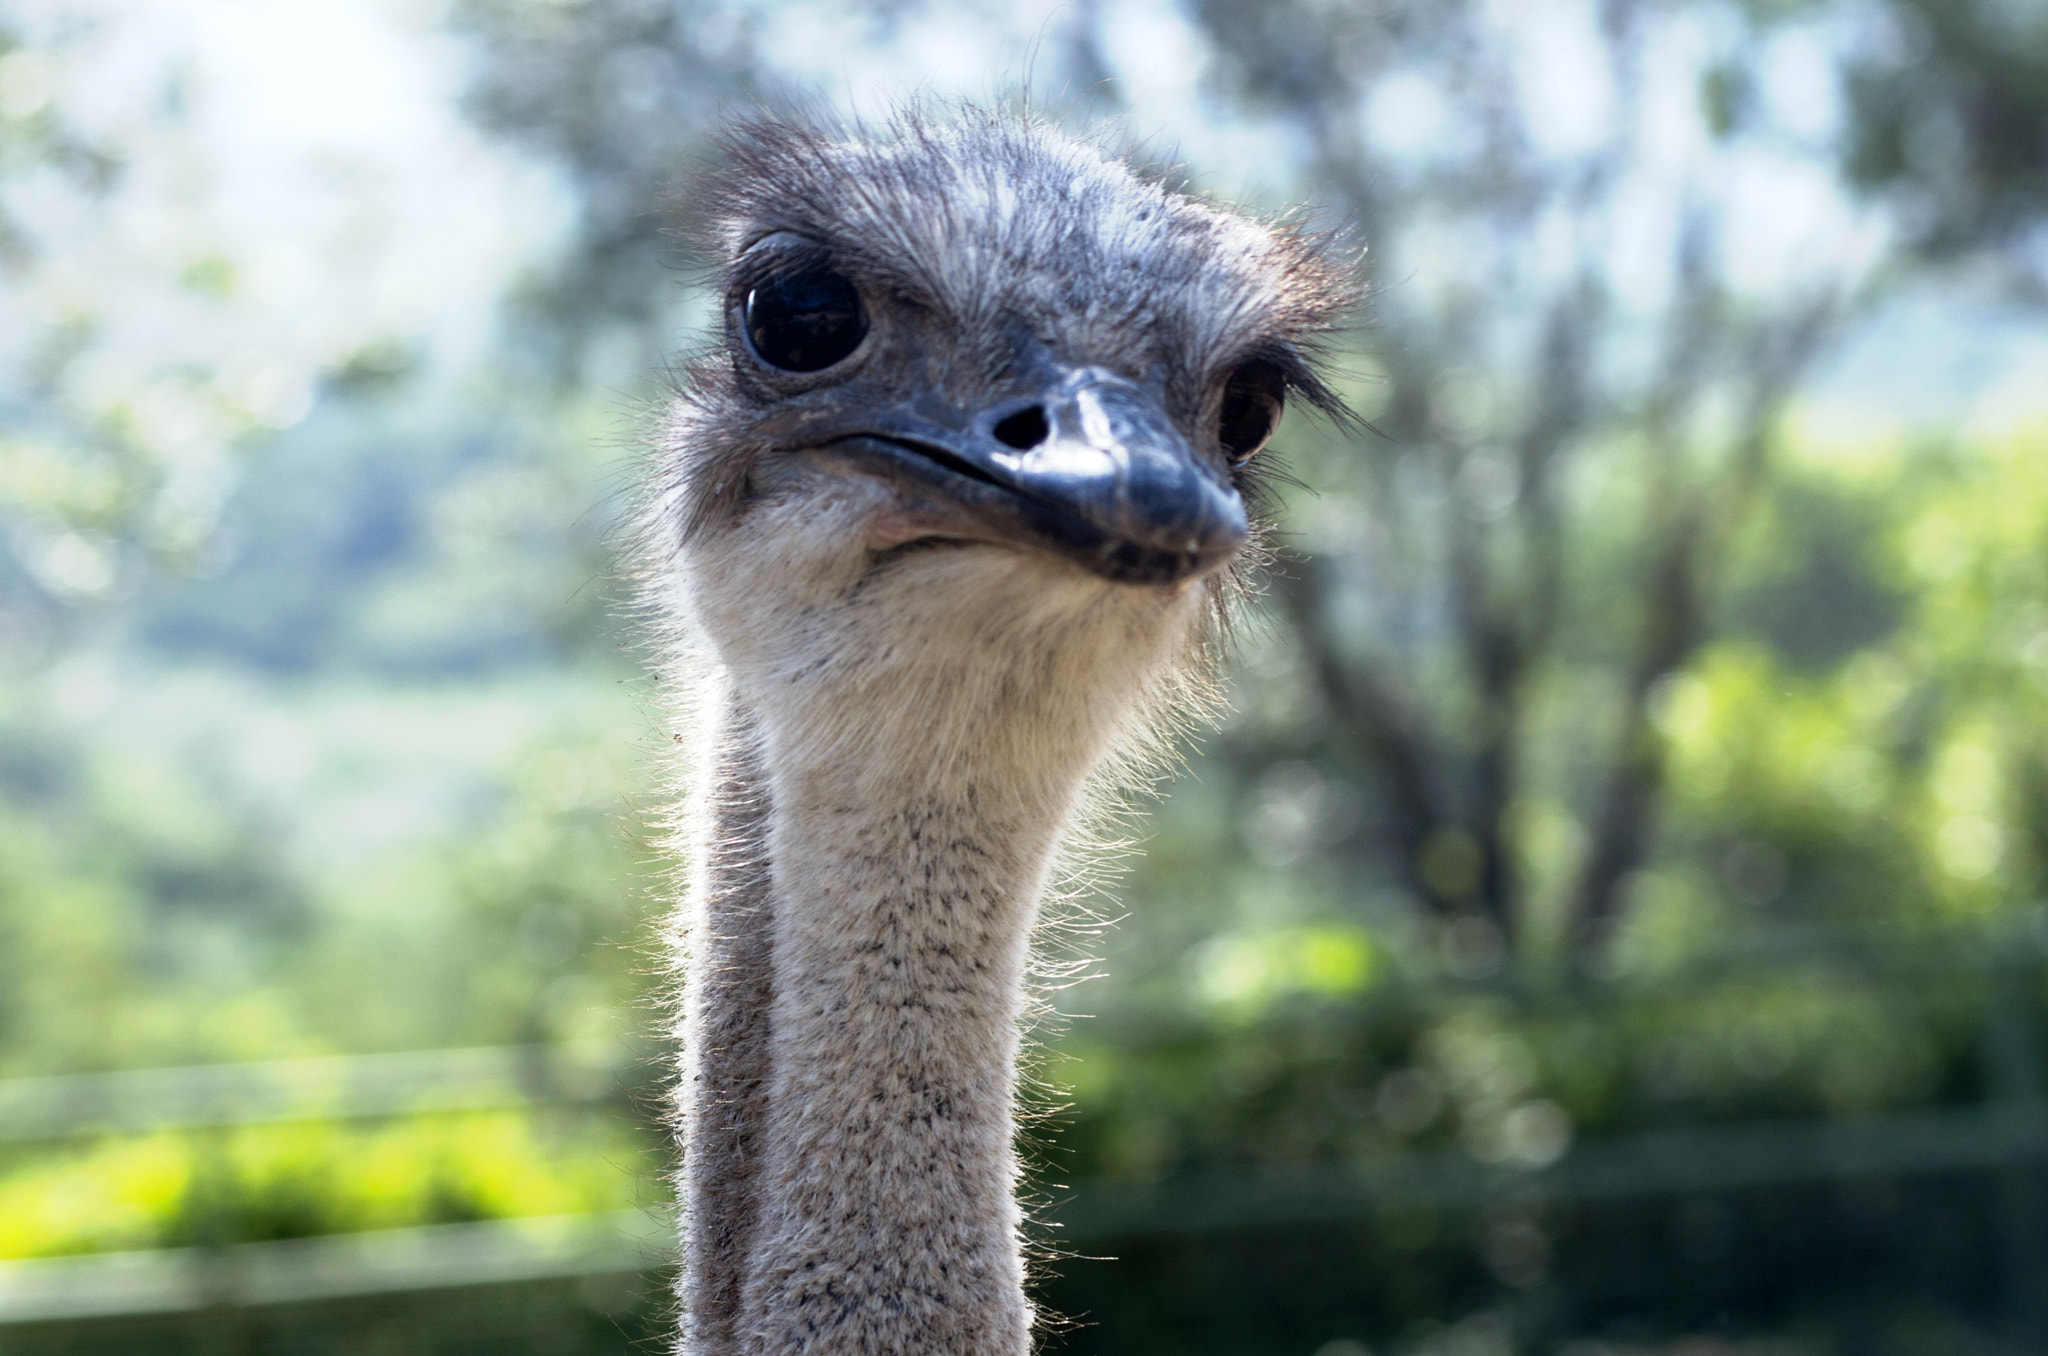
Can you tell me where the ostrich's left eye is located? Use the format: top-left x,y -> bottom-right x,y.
1218,360 -> 1286,464
743,267 -> 868,373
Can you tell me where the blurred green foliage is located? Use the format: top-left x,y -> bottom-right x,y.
0,1111 -> 648,1260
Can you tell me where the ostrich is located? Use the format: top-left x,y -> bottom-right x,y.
643,108 -> 1352,1356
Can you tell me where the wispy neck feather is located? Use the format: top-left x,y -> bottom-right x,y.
674,697 -> 774,1355
670,537 -> 1211,1356
731,746 -> 1057,1354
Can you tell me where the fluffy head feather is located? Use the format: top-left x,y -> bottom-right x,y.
646,105 -> 1355,575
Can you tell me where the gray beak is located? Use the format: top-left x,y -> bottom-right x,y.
827,367 -> 1248,585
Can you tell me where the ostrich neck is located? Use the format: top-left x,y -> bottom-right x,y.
679,680 -> 1100,1356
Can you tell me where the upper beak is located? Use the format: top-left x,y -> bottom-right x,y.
813,367 -> 1248,586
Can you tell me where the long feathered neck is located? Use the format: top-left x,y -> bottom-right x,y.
671,547 -> 1206,1356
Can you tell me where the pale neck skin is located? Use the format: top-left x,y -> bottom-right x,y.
670,465 -> 1210,1356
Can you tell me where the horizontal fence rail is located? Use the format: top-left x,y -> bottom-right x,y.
7,1092 -> 2048,1323
1050,1102 -> 2048,1241
0,1211 -> 670,1325
0,1041 -> 648,1142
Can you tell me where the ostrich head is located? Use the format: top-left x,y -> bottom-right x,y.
653,112 -> 1350,770
647,108 -> 1353,1356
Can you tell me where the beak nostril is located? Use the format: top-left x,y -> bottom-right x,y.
992,406 -> 1050,450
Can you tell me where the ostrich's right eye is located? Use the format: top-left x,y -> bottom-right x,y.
1217,359 -> 1286,464
742,267 -> 868,373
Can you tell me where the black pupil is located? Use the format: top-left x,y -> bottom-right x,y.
744,268 -> 868,372
1219,362 -> 1285,462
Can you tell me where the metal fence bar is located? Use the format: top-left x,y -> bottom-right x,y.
0,1042 -> 648,1142
0,1211 -> 673,1324
1050,1102 -> 2048,1240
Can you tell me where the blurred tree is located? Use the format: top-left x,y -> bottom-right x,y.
0,5 -> 650,1082
446,0 -> 2048,972
0,18 -> 139,625
457,0 -> 759,385
1843,0 -> 2048,294
0,16 -> 323,630
1066,0 -> 1861,966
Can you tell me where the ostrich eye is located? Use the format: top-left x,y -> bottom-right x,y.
742,267 -> 868,373
1218,360 -> 1286,464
